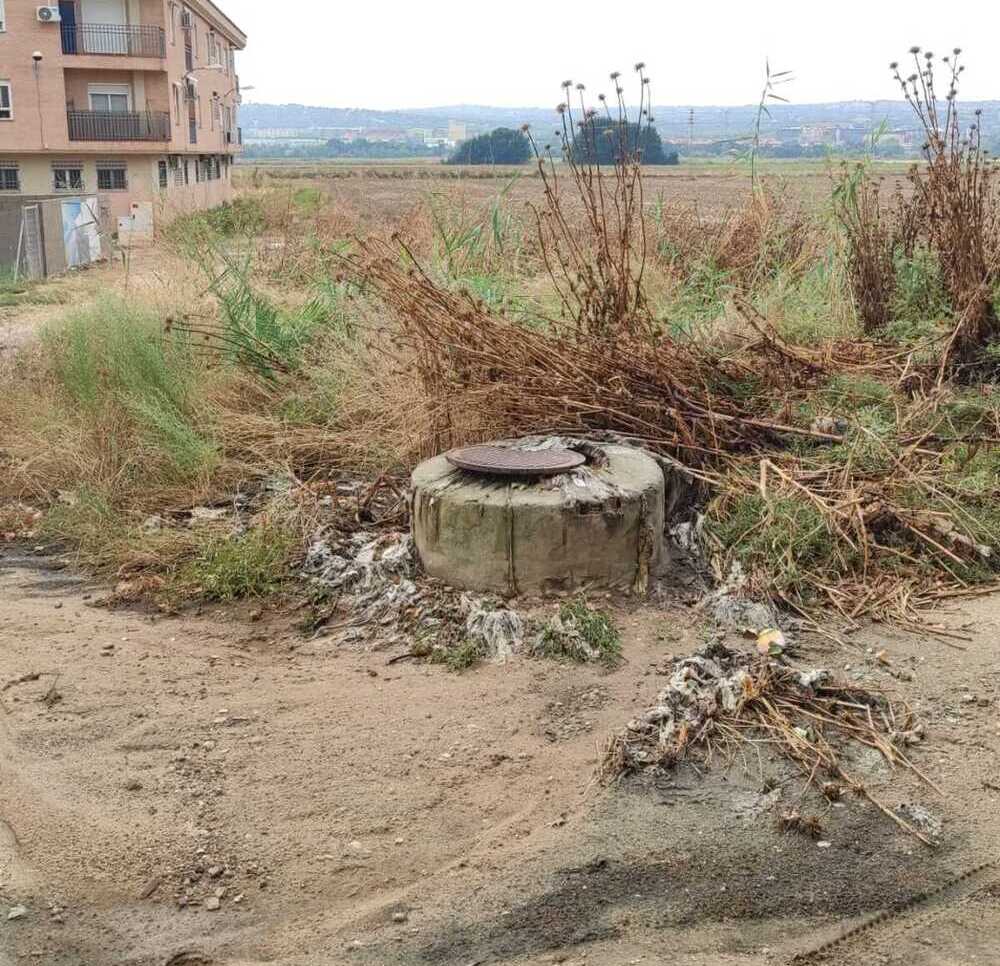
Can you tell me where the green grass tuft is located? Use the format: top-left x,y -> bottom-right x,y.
183,526 -> 296,601
45,296 -> 217,481
537,598 -> 622,666
706,491 -> 856,598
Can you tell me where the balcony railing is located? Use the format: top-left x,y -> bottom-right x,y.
67,110 -> 171,142
61,23 -> 166,58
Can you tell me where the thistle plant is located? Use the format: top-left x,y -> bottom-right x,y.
521,64 -> 657,340
891,47 -> 1000,374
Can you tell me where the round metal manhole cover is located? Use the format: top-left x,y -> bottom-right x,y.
446,445 -> 586,478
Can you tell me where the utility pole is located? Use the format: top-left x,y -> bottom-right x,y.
688,108 -> 694,147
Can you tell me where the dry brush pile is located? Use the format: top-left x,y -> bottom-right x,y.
341,60 -> 1000,629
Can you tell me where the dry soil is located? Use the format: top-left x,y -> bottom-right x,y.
3,543 -> 1000,966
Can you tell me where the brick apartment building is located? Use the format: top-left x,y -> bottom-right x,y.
0,0 -> 246,263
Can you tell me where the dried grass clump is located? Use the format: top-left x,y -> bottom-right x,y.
833,163 -> 898,332
712,185 -> 815,290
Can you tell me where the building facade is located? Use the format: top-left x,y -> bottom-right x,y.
0,0 -> 246,230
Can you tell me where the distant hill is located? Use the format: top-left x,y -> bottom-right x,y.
239,99 -> 1000,141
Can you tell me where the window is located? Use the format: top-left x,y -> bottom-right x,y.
97,163 -> 128,191
53,165 -> 84,192
0,81 -> 11,121
158,160 -> 168,188
173,84 -> 182,125
0,163 -> 19,192
89,86 -> 131,113
183,158 -> 190,185
169,2 -> 176,44
0,0 -> 6,33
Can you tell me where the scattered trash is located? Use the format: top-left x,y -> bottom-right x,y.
896,803 -> 942,841
304,531 -> 418,631
464,599 -> 528,662
600,639 -> 939,845
189,506 -> 230,525
809,415 -> 848,437
701,562 -> 780,634
6,905 -> 27,921
756,627 -> 786,657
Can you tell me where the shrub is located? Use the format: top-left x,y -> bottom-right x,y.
447,128 -> 530,165
571,117 -> 676,166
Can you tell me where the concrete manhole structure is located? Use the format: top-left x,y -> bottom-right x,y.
410,437 -> 665,595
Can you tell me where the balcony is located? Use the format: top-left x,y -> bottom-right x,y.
68,110 -> 171,142
61,23 -> 166,59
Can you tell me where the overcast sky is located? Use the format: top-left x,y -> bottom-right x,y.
231,0 -> 999,109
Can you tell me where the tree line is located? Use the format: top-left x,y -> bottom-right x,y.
447,123 -> 679,165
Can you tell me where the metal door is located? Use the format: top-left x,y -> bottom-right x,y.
20,206 -> 46,280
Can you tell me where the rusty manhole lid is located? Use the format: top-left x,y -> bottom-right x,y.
446,445 -> 585,478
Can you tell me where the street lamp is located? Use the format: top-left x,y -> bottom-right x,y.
222,83 -> 253,101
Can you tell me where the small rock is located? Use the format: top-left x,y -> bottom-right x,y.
208,865 -> 223,878
124,779 -> 143,792
139,877 -> 161,899
7,905 -> 28,921
204,896 -> 221,911
392,911 -> 408,923
816,840 -> 832,849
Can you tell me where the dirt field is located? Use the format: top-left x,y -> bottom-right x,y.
239,161 -> 895,223
4,541 -> 1000,966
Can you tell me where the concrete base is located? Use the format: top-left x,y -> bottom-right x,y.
411,439 -> 665,596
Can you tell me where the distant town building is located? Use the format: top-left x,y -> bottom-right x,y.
448,120 -> 467,143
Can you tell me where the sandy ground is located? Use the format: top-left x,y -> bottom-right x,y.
0,259 -> 128,360
2,544 -> 1000,966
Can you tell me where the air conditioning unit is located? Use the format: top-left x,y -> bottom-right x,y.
37,6 -> 62,22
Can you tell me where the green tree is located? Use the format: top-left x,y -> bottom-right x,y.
571,118 -> 677,166
447,127 -> 531,165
